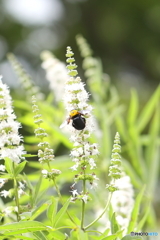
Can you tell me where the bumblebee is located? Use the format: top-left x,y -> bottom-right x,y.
60,110 -> 87,130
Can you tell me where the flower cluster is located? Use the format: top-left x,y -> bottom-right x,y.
8,53 -> 43,100
111,173 -> 134,230
106,132 -> 134,231
32,95 -> 61,179
61,47 -> 99,202
76,34 -> 110,102
106,132 -> 121,192
0,76 -> 25,163
0,76 -> 26,203
0,181 -> 26,198
41,50 -> 69,102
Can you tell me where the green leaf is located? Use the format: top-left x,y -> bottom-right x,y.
13,100 -> 31,111
137,202 -> 150,231
78,229 -> 89,240
47,197 -> 58,227
121,234 -> 143,240
122,158 -> 142,189
33,231 -> 48,240
23,154 -> 37,158
127,185 -> 146,234
0,235 -> 36,240
32,174 -> 43,205
48,125 -> 73,149
30,201 -> 50,220
137,85 -> 160,132
4,157 -> 13,175
14,161 -> 27,176
0,221 -> 47,235
16,235 -> 37,240
101,230 -> 123,240
47,231 -> 65,240
90,229 -> 110,240
98,229 -> 110,240
145,105 -> 160,196
127,89 -> 139,126
111,213 -> 119,234
115,115 -> 128,142
54,198 -> 71,227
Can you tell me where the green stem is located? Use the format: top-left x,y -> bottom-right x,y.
53,178 -> 76,225
13,163 -> 20,221
81,179 -> 86,229
47,162 -> 76,225
84,192 -> 112,231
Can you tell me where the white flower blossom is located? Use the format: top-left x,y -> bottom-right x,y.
0,76 -> 26,163
0,178 -> 7,188
71,189 -> 79,197
0,165 -> 5,171
18,188 -> 25,197
88,158 -> 96,169
19,181 -> 25,189
42,169 -> 48,178
70,163 -> 79,171
41,51 -> 69,102
14,206 -> 18,212
82,194 -> 88,204
3,206 -> 15,216
61,47 -> 99,198
0,190 -> 9,198
62,47 -> 98,169
111,173 -> 134,231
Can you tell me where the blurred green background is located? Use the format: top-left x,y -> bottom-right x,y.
0,0 -> 159,232
0,0 -> 160,95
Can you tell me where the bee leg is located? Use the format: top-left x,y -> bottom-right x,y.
67,117 -> 71,124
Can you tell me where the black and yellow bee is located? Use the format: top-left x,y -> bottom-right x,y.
60,110 -> 87,130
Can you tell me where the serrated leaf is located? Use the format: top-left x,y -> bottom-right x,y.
127,185 -> 146,233
0,221 -> 47,235
14,161 -> 27,176
47,197 -> 58,226
54,198 -> 70,227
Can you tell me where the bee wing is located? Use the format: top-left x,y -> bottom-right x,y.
60,120 -> 67,129
60,118 -> 70,129
80,110 -> 90,115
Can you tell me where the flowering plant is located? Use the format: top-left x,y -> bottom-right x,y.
0,39 -> 159,239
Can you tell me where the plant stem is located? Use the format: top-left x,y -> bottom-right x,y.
47,162 -> 76,225
13,163 -> 20,222
81,177 -> 86,229
84,192 -> 112,231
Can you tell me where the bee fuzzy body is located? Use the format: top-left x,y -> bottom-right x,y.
71,114 -> 86,130
60,109 -> 88,130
